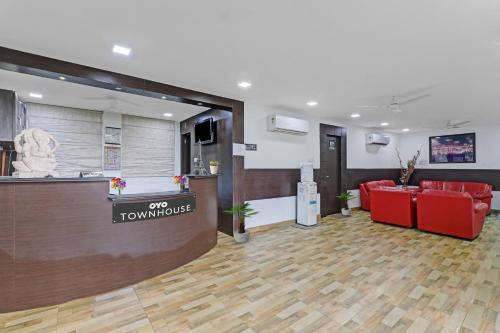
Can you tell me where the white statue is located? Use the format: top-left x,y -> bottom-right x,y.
12,128 -> 60,178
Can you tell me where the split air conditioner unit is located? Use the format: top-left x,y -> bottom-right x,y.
366,133 -> 390,145
267,114 -> 309,135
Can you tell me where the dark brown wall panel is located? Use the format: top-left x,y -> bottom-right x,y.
346,169 -> 400,189
409,169 -> 500,190
244,168 -> 500,202
244,169 -> 301,201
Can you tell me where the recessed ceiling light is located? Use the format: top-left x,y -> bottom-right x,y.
380,122 -> 389,126
161,96 -> 167,99
306,101 -> 318,106
197,102 -> 203,106
112,45 -> 131,56
402,128 -> 410,132
115,87 -> 122,91
238,81 -> 252,88
59,76 -> 66,80
163,113 -> 173,117
351,113 -> 361,118
29,92 -> 43,99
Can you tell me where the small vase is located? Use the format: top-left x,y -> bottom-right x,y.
118,188 -> 122,195
210,165 -> 218,175
180,183 -> 186,192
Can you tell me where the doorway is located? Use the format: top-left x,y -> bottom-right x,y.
319,124 -> 347,217
181,133 -> 191,174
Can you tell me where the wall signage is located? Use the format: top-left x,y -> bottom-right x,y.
112,194 -> 196,223
245,143 -> 257,151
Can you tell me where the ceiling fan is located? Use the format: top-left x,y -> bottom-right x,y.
446,120 -> 471,129
357,85 -> 432,113
386,94 -> 430,113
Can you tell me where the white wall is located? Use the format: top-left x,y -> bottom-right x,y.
244,104 -> 400,169
398,125 -> 500,209
398,125 -> 500,169
102,112 -> 181,194
244,103 -> 400,226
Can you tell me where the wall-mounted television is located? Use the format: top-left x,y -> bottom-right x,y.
194,117 -> 216,145
429,133 -> 476,164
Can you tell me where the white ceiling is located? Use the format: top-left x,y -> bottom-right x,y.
1,1 -> 500,132
0,70 -> 208,121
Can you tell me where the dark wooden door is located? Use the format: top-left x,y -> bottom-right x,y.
181,133 -> 191,175
319,127 -> 342,216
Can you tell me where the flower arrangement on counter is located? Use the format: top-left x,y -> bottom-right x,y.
174,175 -> 188,192
111,177 -> 127,195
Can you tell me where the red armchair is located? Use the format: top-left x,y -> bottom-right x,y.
359,180 -> 396,210
419,180 -> 493,213
370,187 -> 417,228
416,190 -> 488,240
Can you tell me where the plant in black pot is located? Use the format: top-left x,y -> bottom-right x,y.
337,191 -> 356,216
224,203 -> 258,243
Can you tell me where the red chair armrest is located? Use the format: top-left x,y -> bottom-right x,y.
474,202 -> 488,214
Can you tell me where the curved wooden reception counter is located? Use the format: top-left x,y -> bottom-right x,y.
0,175 -> 218,312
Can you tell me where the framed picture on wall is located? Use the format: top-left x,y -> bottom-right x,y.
429,133 -> 476,164
104,145 -> 121,170
105,127 -> 121,145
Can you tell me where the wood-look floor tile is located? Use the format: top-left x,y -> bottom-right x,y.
1,211 -> 499,332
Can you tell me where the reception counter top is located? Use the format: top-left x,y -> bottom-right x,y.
0,176 -> 218,312
0,176 -> 110,183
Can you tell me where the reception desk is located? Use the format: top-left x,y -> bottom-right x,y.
0,175 -> 218,312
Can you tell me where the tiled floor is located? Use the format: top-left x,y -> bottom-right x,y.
1,211 -> 499,333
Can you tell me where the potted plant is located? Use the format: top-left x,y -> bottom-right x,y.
111,177 -> 126,195
224,202 -> 258,243
337,191 -> 356,216
209,160 -> 219,174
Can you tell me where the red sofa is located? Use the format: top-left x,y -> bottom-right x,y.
359,180 -> 397,210
370,187 -> 417,228
416,190 -> 488,240
419,180 -> 493,214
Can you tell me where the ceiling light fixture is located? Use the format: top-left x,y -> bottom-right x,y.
29,92 -> 43,99
380,122 -> 389,126
112,45 -> 131,56
115,87 -> 122,91
351,113 -> 361,118
163,113 -> 173,117
306,101 -> 318,106
402,128 -> 410,132
238,81 -> 252,88
59,76 -> 66,80
161,96 -> 167,99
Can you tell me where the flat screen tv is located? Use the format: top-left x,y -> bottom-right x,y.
194,117 -> 216,144
429,133 -> 476,164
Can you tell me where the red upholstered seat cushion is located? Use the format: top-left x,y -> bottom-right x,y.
420,180 -> 442,190
365,181 -> 383,192
442,182 -> 463,192
463,182 -> 493,198
379,180 -> 397,187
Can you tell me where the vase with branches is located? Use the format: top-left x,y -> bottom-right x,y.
396,149 -> 421,187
